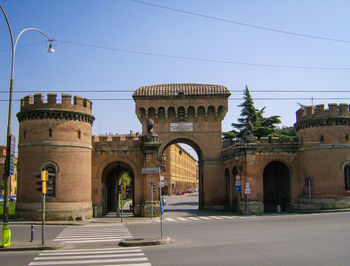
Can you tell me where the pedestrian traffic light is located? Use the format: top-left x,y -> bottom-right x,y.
35,170 -> 48,194
152,184 -> 156,192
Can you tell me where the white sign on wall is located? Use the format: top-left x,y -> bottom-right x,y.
170,122 -> 193,132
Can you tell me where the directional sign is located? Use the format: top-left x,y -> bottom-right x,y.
235,180 -> 241,186
159,182 -> 165,188
245,188 -> 251,194
142,167 -> 159,174
235,186 -> 241,192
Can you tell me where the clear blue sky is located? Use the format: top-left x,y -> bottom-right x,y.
1,0 -> 349,149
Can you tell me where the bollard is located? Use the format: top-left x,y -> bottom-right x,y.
277,205 -> 281,214
93,206 -> 97,218
30,224 -> 34,242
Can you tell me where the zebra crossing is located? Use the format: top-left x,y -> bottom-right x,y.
54,224 -> 132,244
29,247 -> 151,265
163,215 -> 256,223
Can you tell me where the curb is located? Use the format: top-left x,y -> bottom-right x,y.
119,237 -> 172,247
0,241 -> 65,252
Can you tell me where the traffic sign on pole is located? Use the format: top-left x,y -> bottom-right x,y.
142,168 -> 159,174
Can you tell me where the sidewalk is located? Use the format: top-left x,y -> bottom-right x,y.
0,240 -> 65,251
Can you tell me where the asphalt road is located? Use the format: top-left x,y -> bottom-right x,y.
126,193 -> 350,266
1,194 -> 350,266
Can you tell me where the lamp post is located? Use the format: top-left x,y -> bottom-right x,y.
0,4 -> 54,247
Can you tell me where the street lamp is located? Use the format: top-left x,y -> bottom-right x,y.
0,4 -> 54,247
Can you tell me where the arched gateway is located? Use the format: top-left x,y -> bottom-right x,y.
133,83 -> 231,210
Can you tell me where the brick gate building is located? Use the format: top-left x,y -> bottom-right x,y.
14,84 -> 350,220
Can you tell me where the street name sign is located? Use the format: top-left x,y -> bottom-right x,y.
142,167 -> 159,174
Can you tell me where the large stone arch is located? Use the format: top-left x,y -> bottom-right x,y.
263,161 -> 291,212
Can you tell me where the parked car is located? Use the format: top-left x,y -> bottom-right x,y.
175,190 -> 185,195
9,195 -> 16,202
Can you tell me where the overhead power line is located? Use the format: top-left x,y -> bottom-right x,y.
130,0 -> 350,44
0,89 -> 349,94
57,40 -> 350,71
1,39 -> 349,71
2,97 -> 350,102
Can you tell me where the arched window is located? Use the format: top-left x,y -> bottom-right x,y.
344,165 -> 350,190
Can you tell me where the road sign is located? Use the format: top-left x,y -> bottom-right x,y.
235,180 -> 241,186
245,188 -> 251,194
245,182 -> 250,188
160,175 -> 165,181
159,181 -> 165,188
235,186 -> 241,192
235,175 -> 241,181
142,167 -> 159,174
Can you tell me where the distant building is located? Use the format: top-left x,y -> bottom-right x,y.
163,143 -> 198,195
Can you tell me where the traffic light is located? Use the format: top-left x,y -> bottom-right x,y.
152,184 -> 156,192
46,172 -> 55,197
35,170 -> 48,194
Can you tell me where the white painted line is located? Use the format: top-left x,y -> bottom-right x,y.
209,216 -> 223,219
165,218 -> 176,221
35,253 -> 145,260
187,217 -> 200,221
100,264 -> 151,266
56,234 -> 131,239
198,216 -> 211,220
40,249 -> 142,256
29,257 -> 148,265
177,217 -> 188,221
64,238 -> 123,244
41,247 -> 140,253
55,236 -> 130,241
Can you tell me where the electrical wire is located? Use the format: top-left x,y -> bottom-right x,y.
129,0 -> 350,44
56,40 -> 350,71
1,97 -> 350,102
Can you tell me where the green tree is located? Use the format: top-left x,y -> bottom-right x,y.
223,86 -> 281,141
120,172 -> 131,186
269,126 -> 298,141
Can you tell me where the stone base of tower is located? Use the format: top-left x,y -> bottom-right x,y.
294,197 -> 350,211
16,202 -> 92,221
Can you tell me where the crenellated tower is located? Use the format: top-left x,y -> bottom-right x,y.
16,93 -> 95,220
294,103 -> 350,209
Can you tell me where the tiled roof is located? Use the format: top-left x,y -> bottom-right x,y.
133,83 -> 230,97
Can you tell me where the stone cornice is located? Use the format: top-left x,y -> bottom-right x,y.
294,117 -> 350,131
16,109 -> 95,125
19,141 -> 92,150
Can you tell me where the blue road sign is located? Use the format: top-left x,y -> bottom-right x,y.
235,186 -> 241,192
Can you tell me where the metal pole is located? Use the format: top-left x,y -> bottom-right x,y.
308,177 -> 312,212
30,224 -> 34,242
151,183 -> 153,219
42,194 -> 45,245
121,187 -> 123,223
159,167 -> 163,238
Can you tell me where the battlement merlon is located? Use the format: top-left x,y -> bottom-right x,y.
20,93 -> 93,115
92,134 -> 140,146
296,103 -> 350,121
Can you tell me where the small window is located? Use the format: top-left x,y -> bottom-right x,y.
178,108 -> 185,122
346,134 -> 349,142
320,135 -> 324,143
49,129 -> 53,138
78,130 -> 81,139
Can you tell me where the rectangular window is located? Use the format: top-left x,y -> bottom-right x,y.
345,166 -> 350,190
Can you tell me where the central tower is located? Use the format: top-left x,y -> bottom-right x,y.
133,83 -> 230,210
